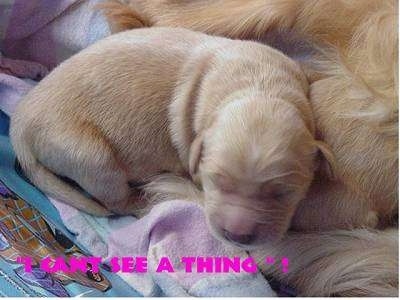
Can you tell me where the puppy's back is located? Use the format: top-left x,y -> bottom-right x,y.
10,27 -> 307,215
11,28 -> 209,178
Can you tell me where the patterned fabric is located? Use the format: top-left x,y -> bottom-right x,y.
0,179 -> 111,296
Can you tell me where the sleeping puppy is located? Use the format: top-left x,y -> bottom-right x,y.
10,27 -> 328,248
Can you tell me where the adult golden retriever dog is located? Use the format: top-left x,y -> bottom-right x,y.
10,27 -> 324,248
100,0 -> 398,296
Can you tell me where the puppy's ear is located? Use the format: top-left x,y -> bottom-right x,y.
314,140 -> 337,180
189,132 -> 205,179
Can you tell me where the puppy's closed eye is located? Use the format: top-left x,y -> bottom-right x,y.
212,173 -> 236,194
259,183 -> 295,201
212,173 -> 296,203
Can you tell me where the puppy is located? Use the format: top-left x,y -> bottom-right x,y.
10,27 -> 327,247
99,1 -> 398,296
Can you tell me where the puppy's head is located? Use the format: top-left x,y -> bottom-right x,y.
190,97 -> 332,249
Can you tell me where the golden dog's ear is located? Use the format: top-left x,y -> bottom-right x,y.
314,140 -> 337,180
189,132 -> 204,180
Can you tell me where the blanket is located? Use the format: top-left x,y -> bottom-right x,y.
0,0 -> 276,297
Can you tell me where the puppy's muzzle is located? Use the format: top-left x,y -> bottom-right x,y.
208,206 -> 266,247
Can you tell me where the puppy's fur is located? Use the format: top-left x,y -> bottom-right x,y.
10,27 -> 322,247
99,0 -> 398,296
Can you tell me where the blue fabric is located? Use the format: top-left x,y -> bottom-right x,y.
0,111 -> 9,136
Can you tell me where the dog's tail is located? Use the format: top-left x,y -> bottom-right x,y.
253,228 -> 398,296
10,126 -> 112,216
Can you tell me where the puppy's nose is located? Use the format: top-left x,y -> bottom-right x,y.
223,229 -> 254,245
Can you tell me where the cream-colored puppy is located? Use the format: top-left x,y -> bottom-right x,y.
10,27 -> 325,247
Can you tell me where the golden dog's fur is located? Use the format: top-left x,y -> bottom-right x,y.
100,0 -> 399,296
10,27 -> 323,247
